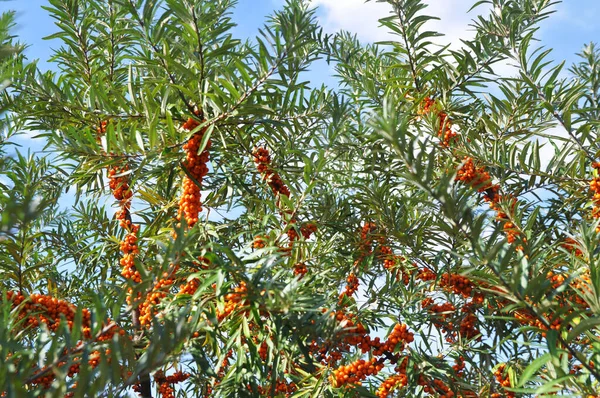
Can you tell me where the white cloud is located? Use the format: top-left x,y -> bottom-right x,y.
309,0 -> 393,42
536,125 -> 571,171
309,0 -> 487,47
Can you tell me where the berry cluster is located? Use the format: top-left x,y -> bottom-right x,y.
422,298 -> 456,327
255,379 -> 298,396
456,158 -> 526,250
153,370 -> 190,398
590,162 -> 600,232
288,221 -> 318,245
422,378 -> 454,398
253,235 -> 267,249
490,195 -> 526,250
380,246 -> 411,285
178,278 -> 200,296
341,222 -> 382,302
4,292 -> 122,392
453,356 -> 465,376
375,323 -> 415,354
440,273 -> 474,298
331,358 -> 383,387
252,147 -> 290,198
417,267 -> 436,282
139,266 -> 179,327
340,273 -> 359,299
293,262 -> 308,277
94,119 -> 111,154
217,282 -> 248,321
108,166 -> 133,204
177,117 -> 210,228
492,364 -> 515,398
328,321 -> 414,390
107,158 -> 143,291
455,157 -> 499,202
376,372 -> 408,397
4,292 -> 121,342
422,298 -> 481,342
6,291 -> 92,336
360,222 -> 377,254
419,97 -> 458,147
251,147 -> 317,261
96,120 -> 108,138
120,227 -> 141,283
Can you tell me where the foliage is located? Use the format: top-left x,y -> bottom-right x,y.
1,0 -> 600,397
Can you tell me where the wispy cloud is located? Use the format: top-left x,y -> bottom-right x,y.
309,0 -> 487,47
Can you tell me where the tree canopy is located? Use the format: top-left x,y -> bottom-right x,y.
1,0 -> 600,397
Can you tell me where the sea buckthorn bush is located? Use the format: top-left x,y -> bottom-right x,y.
2,0 -> 600,397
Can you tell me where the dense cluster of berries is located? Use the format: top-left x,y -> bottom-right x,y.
106,153 -> 143,291
253,235 -> 267,249
177,116 -> 210,228
377,323 -> 414,353
360,222 -> 377,253
153,370 -> 190,398
380,246 -> 411,284
440,273 -> 474,298
492,364 -> 515,398
4,292 -> 122,392
108,166 -> 133,202
287,221 -> 318,245
490,195 -> 526,250
331,358 -> 384,387
300,222 -> 318,239
422,378 -> 454,398
570,270 -> 592,307
178,278 -> 200,295
252,147 -> 291,198
417,267 -> 436,282
455,157 -> 499,202
456,158 -> 526,250
340,273 -> 359,299
120,228 -> 141,283
139,266 -> 179,327
5,291 -> 92,335
422,297 -> 481,342
293,262 -> 308,277
376,372 -> 408,397
96,120 -> 108,138
422,298 -> 456,326
380,245 -> 395,269
458,310 -> 480,340
327,321 -> 414,390
453,356 -> 465,376
512,308 -> 560,337
419,97 -> 458,147
272,380 -> 297,395
217,282 -> 248,321
5,292 -> 120,341
501,268 -> 590,337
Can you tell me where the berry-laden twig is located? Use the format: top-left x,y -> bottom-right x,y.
177,116 -> 211,229
419,96 -> 458,147
456,157 -> 527,251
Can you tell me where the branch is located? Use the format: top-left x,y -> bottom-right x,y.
127,0 -> 195,115
393,2 -> 421,92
